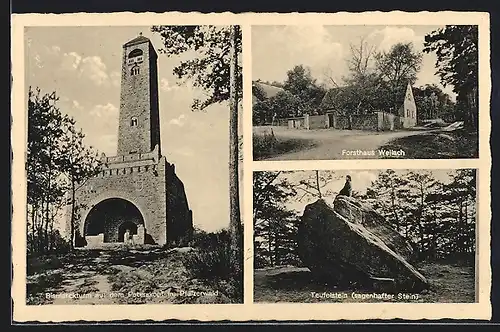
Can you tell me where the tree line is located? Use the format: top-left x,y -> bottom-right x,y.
27,87 -> 101,255
253,169 -> 476,268
253,25 -> 478,131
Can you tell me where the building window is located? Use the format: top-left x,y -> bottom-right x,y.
130,117 -> 138,127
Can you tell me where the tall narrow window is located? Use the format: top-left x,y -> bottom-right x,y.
130,67 -> 140,76
130,117 -> 138,127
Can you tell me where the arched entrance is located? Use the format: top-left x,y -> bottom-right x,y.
118,221 -> 138,243
84,198 -> 145,244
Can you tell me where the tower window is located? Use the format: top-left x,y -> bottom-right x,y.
130,117 -> 138,127
128,49 -> 143,58
130,67 -> 140,75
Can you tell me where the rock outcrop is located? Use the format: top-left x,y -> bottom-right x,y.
297,196 -> 428,292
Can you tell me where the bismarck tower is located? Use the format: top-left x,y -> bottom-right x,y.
73,34 -> 193,247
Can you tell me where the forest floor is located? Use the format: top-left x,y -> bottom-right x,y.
254,261 -> 476,303
26,247 -> 238,305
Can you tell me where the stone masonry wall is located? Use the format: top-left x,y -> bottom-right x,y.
117,41 -> 160,155
307,114 -> 328,129
166,162 -> 193,244
75,155 -> 168,245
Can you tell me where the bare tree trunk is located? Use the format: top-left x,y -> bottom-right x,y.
30,204 -> 36,253
417,183 -> 425,256
390,185 -> 399,233
275,231 -> 280,266
268,225 -> 273,267
459,199 -> 464,253
70,179 -> 76,250
229,25 -> 242,273
44,142 -> 53,254
315,171 -> 322,199
38,195 -> 45,254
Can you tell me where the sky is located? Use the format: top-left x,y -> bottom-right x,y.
276,169 -> 456,215
25,26 -> 234,233
252,25 -> 456,100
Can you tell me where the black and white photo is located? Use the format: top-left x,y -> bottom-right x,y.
252,25 -> 479,160
253,169 -> 477,303
24,25 -> 243,305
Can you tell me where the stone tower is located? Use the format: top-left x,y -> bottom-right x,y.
118,34 -> 161,156
72,34 -> 193,248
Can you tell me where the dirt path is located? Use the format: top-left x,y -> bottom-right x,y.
48,252 -> 117,305
27,247 -> 233,305
256,127 -> 431,160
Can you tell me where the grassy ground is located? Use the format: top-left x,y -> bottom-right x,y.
379,129 -> 478,159
254,261 -> 476,303
253,131 -> 316,161
26,247 -> 240,305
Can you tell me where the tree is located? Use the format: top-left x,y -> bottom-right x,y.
367,170 -> 411,234
320,38 -> 391,115
423,25 -> 478,129
253,171 -> 298,267
58,124 -> 101,249
283,65 -> 326,114
428,169 -> 477,257
346,37 -> 377,82
375,43 -> 423,114
293,170 -> 343,203
253,90 -> 302,125
366,169 -> 476,260
412,84 -> 456,121
27,87 -> 100,253
151,25 -> 243,276
27,87 -> 71,253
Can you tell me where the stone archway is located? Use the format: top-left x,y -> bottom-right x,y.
84,198 -> 145,245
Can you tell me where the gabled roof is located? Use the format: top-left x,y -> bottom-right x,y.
319,86 -> 348,110
123,35 -> 150,48
320,82 -> 415,111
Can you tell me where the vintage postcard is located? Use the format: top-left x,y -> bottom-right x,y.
11,11 -> 491,322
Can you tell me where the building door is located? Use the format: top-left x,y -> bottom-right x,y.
328,113 -> 334,128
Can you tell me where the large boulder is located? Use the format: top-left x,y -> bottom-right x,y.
297,197 -> 428,292
333,195 -> 417,263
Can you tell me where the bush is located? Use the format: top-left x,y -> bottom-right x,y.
189,229 -> 230,250
27,229 -> 71,256
253,130 -> 278,157
253,132 -> 315,160
182,244 -> 233,281
183,229 -> 243,302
